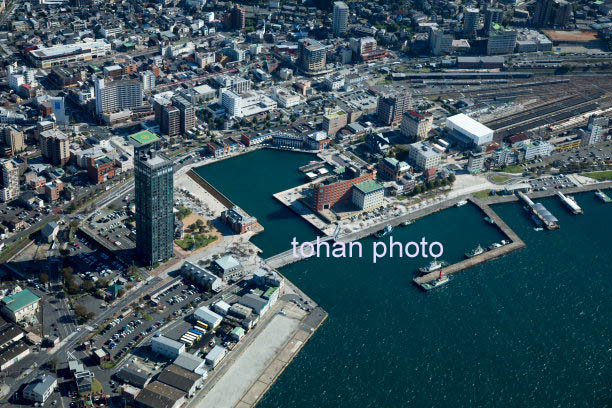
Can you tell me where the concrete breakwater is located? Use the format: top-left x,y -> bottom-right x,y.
187,168 -> 235,209
414,198 -> 526,285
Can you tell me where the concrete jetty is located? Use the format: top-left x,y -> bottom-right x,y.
265,236 -> 333,269
414,198 -> 526,285
483,180 -> 612,205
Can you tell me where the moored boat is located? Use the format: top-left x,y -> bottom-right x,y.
418,258 -> 449,274
465,244 -> 485,258
456,200 -> 468,207
415,271 -> 453,291
375,224 -> 393,238
595,189 -> 612,203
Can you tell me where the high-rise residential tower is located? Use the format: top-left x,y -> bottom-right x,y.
132,131 -> 174,266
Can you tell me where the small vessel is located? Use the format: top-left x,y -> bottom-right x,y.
501,239 -> 509,245
465,244 -> 484,258
401,220 -> 414,226
456,200 -> 468,207
533,227 -> 544,232
487,243 -> 502,251
375,224 -> 393,238
484,216 -> 495,224
556,191 -> 582,215
595,189 -> 612,203
416,270 -> 452,291
418,258 -> 449,274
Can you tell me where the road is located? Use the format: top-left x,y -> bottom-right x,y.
2,276 -> 161,400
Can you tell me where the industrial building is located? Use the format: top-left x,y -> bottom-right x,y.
446,114 -> 494,147
205,345 -> 227,368
193,306 -> 223,329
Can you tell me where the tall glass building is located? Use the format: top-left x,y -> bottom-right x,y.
131,131 -> 174,266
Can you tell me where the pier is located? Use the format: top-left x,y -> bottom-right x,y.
414,198 -> 526,285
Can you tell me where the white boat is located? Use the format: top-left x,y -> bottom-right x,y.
456,200 -> 468,207
418,258 -> 448,274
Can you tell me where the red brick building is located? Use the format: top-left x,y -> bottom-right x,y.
312,166 -> 376,211
87,156 -> 116,184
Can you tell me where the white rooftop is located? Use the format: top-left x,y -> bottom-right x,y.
446,114 -> 493,138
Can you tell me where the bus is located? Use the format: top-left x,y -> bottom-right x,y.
196,321 -> 208,330
188,330 -> 202,341
192,327 -> 204,335
183,333 -> 197,343
179,337 -> 194,346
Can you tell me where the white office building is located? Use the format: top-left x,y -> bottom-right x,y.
221,90 -> 277,118
408,141 -> 442,170
352,180 -> 384,210
151,335 -> 185,359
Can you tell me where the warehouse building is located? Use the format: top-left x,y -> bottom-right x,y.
205,345 -> 227,368
157,364 -> 204,397
193,306 -> 223,329
134,381 -> 186,408
446,114 -> 494,147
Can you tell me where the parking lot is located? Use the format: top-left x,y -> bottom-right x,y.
529,174 -> 577,191
87,207 -> 136,251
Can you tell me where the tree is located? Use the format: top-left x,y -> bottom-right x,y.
39,273 -> 49,285
117,289 -> 126,298
82,281 -> 95,292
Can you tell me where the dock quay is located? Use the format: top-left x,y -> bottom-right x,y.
414,198 -> 526,285
299,161 -> 326,173
482,180 -> 612,205
517,191 -> 559,230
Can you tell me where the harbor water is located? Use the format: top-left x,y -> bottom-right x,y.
194,151 -> 612,407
